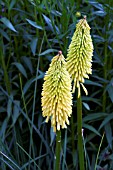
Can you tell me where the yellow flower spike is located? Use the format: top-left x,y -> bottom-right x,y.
66,16 -> 93,97
41,51 -> 72,132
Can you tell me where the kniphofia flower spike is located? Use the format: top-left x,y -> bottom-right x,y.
41,51 -> 72,132
66,16 -> 93,97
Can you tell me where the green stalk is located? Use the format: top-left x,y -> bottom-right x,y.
29,57 -> 40,170
20,70 -> 36,169
102,40 -> 108,113
94,132 -> 105,170
28,4 -> 43,169
44,1 -> 62,50
76,0 -> 81,10
71,115 -> 76,166
102,0 -> 111,112
62,129 -> 67,170
29,36 -> 44,169
0,41 -> 11,95
77,89 -> 85,170
19,73 -> 32,150
55,130 -> 61,170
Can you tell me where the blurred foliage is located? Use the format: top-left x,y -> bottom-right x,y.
0,0 -> 113,169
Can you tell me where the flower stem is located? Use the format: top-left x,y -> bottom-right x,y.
76,0 -> 81,10
102,41 -> 108,113
77,88 -> 85,170
55,130 -> 61,170
94,132 -> 105,170
0,39 -> 11,95
71,115 -> 76,166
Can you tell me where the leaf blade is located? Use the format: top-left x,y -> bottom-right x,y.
0,17 -> 17,32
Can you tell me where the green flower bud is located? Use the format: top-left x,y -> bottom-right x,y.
66,16 -> 93,97
41,51 -> 72,132
75,11 -> 81,18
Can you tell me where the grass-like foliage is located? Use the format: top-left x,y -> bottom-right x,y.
0,0 -> 113,170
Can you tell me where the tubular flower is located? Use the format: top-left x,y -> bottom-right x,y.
41,51 -> 72,132
66,16 -> 93,97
